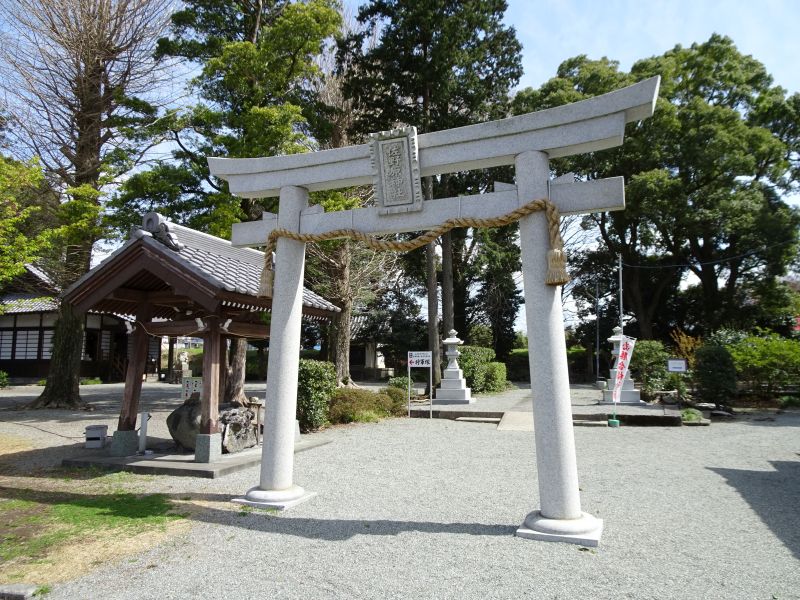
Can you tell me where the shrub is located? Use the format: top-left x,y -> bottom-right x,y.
459,345 -> 495,393
505,349 -> 530,382
669,329 -> 703,370
387,376 -> 411,391
778,396 -> 800,409
329,388 -> 393,424
728,334 -> 800,397
629,340 -> 669,401
0,370 -> 8,388
694,344 -> 737,409
296,359 -> 336,432
79,377 -> 103,385
483,362 -> 508,393
381,386 -> 408,416
681,408 -> 703,423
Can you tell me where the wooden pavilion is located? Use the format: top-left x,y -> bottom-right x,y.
63,213 -> 339,457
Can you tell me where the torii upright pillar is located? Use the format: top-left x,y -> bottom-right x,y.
515,150 -> 602,544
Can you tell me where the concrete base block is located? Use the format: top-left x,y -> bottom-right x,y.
194,433 -> 222,463
516,510 -> 603,547
0,583 -> 38,599
109,430 -> 139,457
434,387 -> 474,403
232,484 -> 317,510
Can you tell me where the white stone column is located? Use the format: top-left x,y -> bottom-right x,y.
235,185 -> 315,509
515,150 -> 603,546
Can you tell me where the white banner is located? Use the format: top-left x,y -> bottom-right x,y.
612,336 -> 636,403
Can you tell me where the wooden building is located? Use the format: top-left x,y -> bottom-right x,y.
62,213 -> 339,454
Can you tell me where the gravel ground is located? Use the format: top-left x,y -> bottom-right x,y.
20,404 -> 797,600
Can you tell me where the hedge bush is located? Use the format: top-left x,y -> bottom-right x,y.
296,359 -> 336,432
629,340 -> 669,401
694,344 -> 737,408
329,388 -> 394,424
728,334 -> 800,397
459,346 -> 496,393
505,349 -> 530,382
387,376 -> 411,391
0,370 -> 8,389
483,362 -> 508,392
381,386 -> 408,415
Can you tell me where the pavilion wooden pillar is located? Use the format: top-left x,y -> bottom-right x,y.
196,317 -> 222,462
118,304 -> 152,431
218,336 -> 228,404
110,304 -> 152,457
201,318 -> 221,434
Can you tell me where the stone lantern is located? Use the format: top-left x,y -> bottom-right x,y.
435,330 -> 473,403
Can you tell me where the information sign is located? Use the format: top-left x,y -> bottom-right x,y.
407,351 -> 433,418
667,358 -> 687,373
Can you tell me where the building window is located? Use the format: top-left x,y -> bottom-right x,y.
0,330 -> 12,360
41,330 -> 54,359
100,330 -> 111,360
14,330 -> 39,359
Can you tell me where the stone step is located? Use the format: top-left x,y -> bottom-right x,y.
455,416 -> 502,424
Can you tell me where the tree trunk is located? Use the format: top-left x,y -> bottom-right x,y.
224,337 -> 249,406
426,241 -> 441,390
442,231 -> 454,335
333,298 -> 354,386
29,302 -> 84,408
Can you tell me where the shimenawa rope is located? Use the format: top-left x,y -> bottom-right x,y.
257,197 -> 568,297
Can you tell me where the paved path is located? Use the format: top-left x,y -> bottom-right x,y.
1,383 -> 798,598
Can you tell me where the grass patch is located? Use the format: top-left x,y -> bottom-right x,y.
0,491 -> 182,564
778,395 -> 800,409
681,408 -> 703,423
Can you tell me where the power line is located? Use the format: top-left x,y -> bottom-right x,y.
620,239 -> 797,270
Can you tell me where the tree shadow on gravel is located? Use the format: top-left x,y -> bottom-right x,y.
709,460 -> 800,559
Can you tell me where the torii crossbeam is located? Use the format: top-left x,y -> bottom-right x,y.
208,76 -> 660,546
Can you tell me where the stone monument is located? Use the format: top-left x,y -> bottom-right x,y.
435,330 -> 472,403
207,76 -> 660,546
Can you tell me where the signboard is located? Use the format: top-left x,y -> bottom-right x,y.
407,351 -> 433,418
182,376 -> 203,401
667,358 -> 687,373
408,351 -> 432,367
611,336 -> 636,404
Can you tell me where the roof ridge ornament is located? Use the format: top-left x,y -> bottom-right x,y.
142,212 -> 184,252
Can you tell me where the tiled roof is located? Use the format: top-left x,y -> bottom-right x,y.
66,214 -> 339,314
0,295 -> 58,314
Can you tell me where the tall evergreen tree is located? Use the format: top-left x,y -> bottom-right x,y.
339,0 -> 523,376
111,0 -> 340,403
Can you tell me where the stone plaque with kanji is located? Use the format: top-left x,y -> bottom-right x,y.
370,126 -> 423,215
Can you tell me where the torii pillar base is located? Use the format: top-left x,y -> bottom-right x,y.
516,511 -> 603,547
232,486 -> 317,511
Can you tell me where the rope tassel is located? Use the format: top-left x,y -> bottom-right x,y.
546,248 -> 570,286
256,196 -> 570,298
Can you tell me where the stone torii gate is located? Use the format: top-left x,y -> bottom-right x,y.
208,76 -> 659,546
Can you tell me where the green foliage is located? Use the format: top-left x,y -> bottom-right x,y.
483,362 -> 508,393
505,348 -> 530,382
517,36 -> 800,338
0,370 -> 8,389
664,372 -> 689,400
778,396 -> 800,409
328,388 -> 394,424
458,346 -> 497,393
513,331 -> 528,349
380,386 -> 408,416
681,408 -> 703,423
79,378 -> 103,386
728,334 -> 800,397
0,157 -> 55,286
694,345 -> 738,408
111,0 -> 341,235
629,340 -> 669,400
296,359 -> 336,432
387,376 -> 411,391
